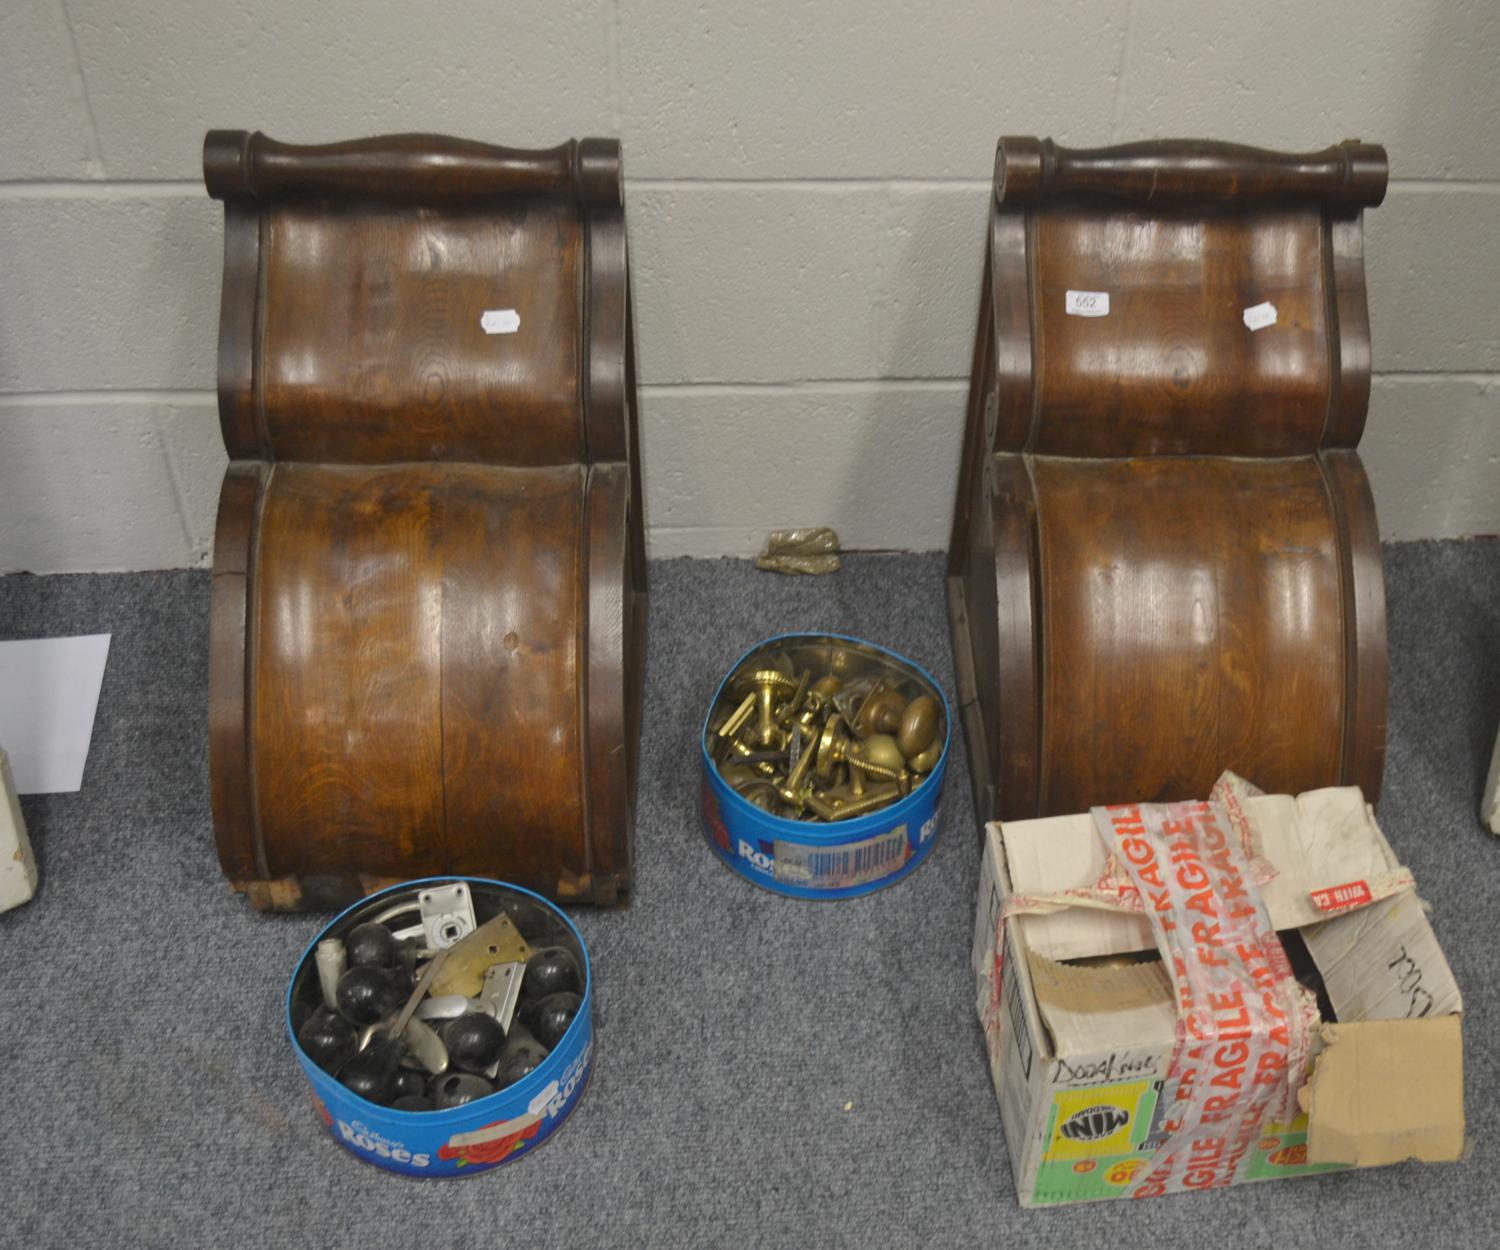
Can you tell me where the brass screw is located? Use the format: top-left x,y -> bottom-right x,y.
856,758 -> 911,797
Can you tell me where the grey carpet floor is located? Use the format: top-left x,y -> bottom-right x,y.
0,543 -> 1496,1248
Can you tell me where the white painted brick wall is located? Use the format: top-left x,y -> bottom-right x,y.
0,0 -> 1496,572
0,3 -> 98,180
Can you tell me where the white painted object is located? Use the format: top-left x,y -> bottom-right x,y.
1064,289 -> 1109,317
0,633 -> 111,793
480,308 -> 520,335
1242,300 -> 1278,331
0,748 -> 38,912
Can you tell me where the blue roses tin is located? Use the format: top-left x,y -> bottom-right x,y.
700,633 -> 951,899
286,877 -> 593,1177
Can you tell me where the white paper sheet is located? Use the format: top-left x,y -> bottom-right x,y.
0,634 -> 112,793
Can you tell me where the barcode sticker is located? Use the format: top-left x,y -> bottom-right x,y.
773,826 -> 909,890
481,308 -> 521,335
1065,290 -> 1110,318
1242,301 -> 1277,331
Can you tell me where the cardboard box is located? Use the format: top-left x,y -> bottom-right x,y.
0,748 -> 37,913
972,777 -> 1464,1207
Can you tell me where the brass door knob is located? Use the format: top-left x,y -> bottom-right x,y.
896,695 -> 940,759
851,680 -> 905,738
733,669 -> 799,749
908,740 -> 943,774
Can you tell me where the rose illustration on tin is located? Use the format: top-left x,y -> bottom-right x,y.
439,1112 -> 544,1168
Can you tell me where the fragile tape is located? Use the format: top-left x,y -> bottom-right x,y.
997,766 -> 1414,925
1092,799 -> 1319,1197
